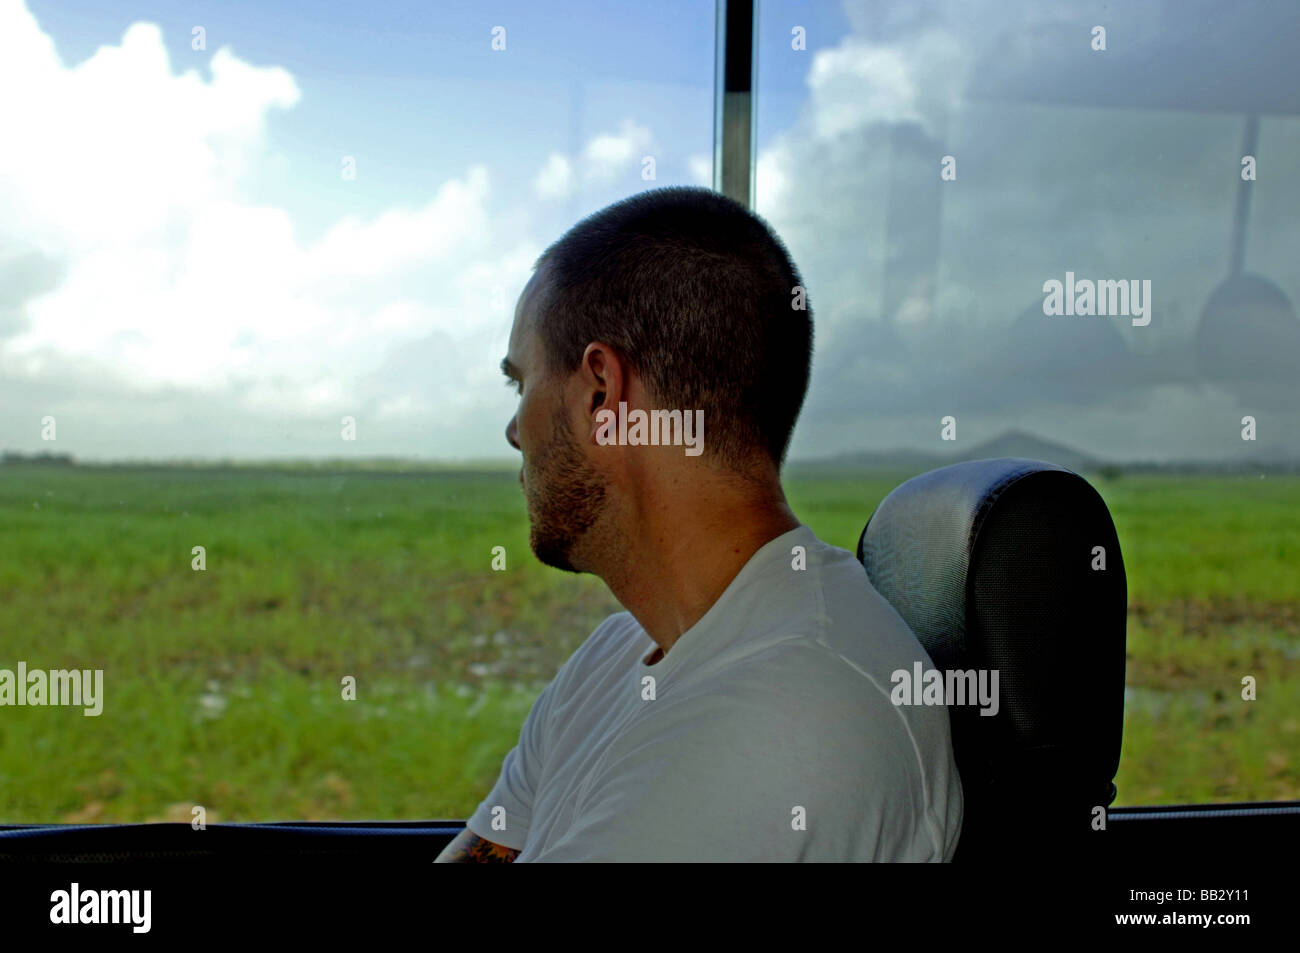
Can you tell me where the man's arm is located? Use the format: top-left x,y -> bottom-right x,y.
434,827 -> 521,863
439,657 -> 567,864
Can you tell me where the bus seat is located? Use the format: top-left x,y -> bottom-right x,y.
857,457 -> 1126,861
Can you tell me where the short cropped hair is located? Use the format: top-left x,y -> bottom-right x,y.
532,186 -> 813,470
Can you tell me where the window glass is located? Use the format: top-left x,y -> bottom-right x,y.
757,0 -> 1300,806
0,0 -> 713,823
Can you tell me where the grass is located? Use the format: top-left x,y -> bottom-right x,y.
0,463 -> 1296,822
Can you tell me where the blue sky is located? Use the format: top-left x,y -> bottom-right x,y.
3,0 -> 1299,465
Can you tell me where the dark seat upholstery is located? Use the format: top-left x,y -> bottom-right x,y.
856,457 -> 1126,861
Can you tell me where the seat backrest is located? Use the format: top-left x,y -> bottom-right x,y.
857,458 -> 1126,860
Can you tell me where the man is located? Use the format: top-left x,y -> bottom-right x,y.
436,186 -> 962,862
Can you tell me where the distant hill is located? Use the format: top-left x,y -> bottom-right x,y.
958,429 -> 1102,470
800,429 -> 1103,472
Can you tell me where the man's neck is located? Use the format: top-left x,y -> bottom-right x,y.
600,489 -> 801,656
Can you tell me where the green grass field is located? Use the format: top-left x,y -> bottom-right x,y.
0,463 -> 1296,823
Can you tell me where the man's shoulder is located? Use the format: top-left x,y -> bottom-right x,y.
580,610 -> 644,660
803,532 -> 942,675
669,637 -> 904,730
548,610 -> 644,692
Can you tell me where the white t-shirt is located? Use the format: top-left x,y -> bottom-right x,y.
465,523 -> 963,862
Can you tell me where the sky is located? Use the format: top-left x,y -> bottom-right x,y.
2,0 -> 1298,465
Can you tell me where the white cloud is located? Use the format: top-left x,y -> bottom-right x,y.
0,16 -> 300,253
583,118 -> 653,179
754,147 -> 789,216
807,41 -> 922,139
687,153 -> 712,187
308,167 -> 492,282
532,118 -> 656,201
533,153 -> 574,200
0,1 -> 514,419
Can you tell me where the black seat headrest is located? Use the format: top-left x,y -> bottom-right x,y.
857,457 -> 1126,857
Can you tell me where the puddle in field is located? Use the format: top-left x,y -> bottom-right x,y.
1229,633 -> 1300,661
1123,685 -> 1201,718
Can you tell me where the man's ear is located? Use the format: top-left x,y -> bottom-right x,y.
581,341 -> 625,431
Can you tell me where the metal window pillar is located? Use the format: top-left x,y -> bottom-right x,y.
714,0 -> 757,209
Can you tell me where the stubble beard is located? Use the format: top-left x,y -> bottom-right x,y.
524,408 -> 608,573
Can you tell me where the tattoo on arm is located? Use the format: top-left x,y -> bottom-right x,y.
435,829 -> 520,863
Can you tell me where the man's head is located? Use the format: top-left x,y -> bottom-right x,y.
502,186 -> 813,572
